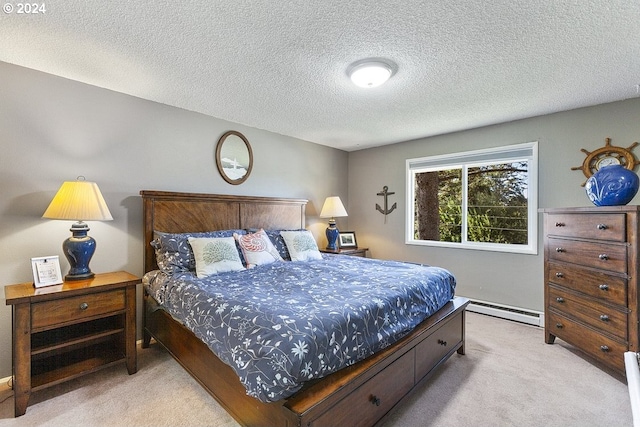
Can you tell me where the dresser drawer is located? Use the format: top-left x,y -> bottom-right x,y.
546,213 -> 626,242
415,312 -> 463,381
547,237 -> 627,273
546,261 -> 627,306
547,311 -> 626,372
310,349 -> 414,427
31,289 -> 126,330
548,286 -> 628,340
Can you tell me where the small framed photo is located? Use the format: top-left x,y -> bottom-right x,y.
31,256 -> 63,288
338,231 -> 358,248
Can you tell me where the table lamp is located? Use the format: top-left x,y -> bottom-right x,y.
319,196 -> 348,250
42,177 -> 113,281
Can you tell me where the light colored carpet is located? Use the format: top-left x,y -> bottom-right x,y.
0,312 -> 632,427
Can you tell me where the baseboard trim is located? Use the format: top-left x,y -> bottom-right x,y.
463,297 -> 544,327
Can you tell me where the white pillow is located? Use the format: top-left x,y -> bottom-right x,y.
234,229 -> 283,268
187,236 -> 245,278
279,230 -> 323,261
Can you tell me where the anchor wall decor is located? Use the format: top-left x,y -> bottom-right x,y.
376,186 -> 397,223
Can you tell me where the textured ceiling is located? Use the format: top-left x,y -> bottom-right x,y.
1,1 -> 639,151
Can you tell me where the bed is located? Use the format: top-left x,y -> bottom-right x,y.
140,190 -> 469,427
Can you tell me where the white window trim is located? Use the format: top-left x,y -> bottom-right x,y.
406,141 -> 538,255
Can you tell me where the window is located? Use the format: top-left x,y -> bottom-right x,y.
406,142 -> 538,254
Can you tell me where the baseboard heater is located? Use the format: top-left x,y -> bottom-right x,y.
625,352 -> 640,427
464,298 -> 544,327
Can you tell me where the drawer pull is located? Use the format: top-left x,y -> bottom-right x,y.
600,314 -> 610,322
555,297 -> 565,303
555,272 -> 564,278
370,395 -> 381,406
79,302 -> 89,310
600,345 -> 610,352
597,223 -> 608,230
555,247 -> 565,253
437,339 -> 447,346
599,284 -> 609,291
555,222 -> 565,227
555,323 -> 563,329
598,254 -> 609,261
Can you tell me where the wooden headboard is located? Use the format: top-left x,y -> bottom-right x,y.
140,191 -> 308,273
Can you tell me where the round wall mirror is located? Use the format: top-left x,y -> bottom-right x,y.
215,131 -> 253,185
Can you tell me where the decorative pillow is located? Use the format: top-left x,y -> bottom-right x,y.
234,229 -> 283,268
151,230 -> 246,273
279,230 -> 323,261
187,237 -> 245,278
263,229 -> 306,261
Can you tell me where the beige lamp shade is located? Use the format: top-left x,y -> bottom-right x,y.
43,179 -> 113,221
319,196 -> 348,219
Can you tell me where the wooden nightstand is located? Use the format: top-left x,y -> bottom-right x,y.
320,247 -> 369,257
5,271 -> 139,417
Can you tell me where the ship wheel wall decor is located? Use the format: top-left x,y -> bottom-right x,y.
571,138 -> 640,186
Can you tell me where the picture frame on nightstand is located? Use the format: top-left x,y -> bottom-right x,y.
31,256 -> 63,288
338,231 -> 358,248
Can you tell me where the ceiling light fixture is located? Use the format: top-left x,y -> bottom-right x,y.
348,59 -> 396,88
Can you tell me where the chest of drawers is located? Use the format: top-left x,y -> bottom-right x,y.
543,206 -> 640,374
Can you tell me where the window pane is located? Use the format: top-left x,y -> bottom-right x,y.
414,168 -> 462,242
467,161 -> 528,244
407,141 -> 537,254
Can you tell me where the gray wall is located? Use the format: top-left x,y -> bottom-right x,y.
0,61 -> 349,378
347,97 -> 640,313
3,58 -> 640,381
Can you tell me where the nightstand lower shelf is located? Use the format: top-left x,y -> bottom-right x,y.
32,342 -> 125,390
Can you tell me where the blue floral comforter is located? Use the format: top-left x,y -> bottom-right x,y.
143,254 -> 456,402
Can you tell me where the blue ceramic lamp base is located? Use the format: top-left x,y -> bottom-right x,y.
325,219 -> 339,250
62,222 -> 96,281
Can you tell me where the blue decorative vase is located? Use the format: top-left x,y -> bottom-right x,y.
585,164 -> 639,206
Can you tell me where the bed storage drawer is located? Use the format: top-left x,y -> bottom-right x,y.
415,311 -> 463,381
305,307 -> 465,427
309,349 -> 414,427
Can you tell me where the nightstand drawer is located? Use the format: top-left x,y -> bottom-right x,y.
320,248 -> 368,257
31,289 -> 126,330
